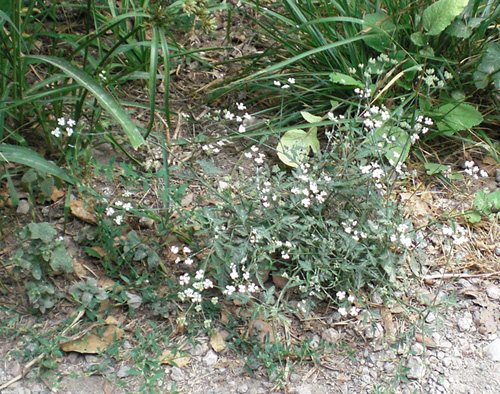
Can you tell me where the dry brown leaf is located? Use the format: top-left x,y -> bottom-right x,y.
461,288 -> 490,307
381,308 -> 396,343
247,319 -> 275,343
415,333 -> 438,348
479,307 -> 497,334
51,187 -> 65,202
61,325 -> 123,354
70,200 -> 98,224
160,350 -> 190,368
272,275 -> 289,289
210,331 -> 226,353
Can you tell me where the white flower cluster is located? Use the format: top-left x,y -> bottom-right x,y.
354,87 -> 372,99
273,239 -> 294,260
336,291 -> 360,317
289,163 -> 330,208
341,219 -> 368,242
274,77 -> 296,90
105,199 -> 133,225
202,140 -> 226,154
442,224 -> 468,246
99,70 -> 107,82
423,68 -> 451,88
244,145 -> 266,166
171,245 -> 194,265
223,103 -> 253,134
51,117 -> 76,138
177,268 -> 214,306
362,105 -> 390,130
409,115 -> 433,143
389,223 -> 413,249
359,161 -> 386,189
222,257 -> 259,296
464,160 -> 488,179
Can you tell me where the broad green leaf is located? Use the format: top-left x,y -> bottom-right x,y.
465,211 -> 481,223
473,190 -> 488,212
436,103 -> 483,134
51,245 -> 74,274
372,126 -> 411,164
473,43 -> 500,89
301,111 -> 322,124
329,72 -> 364,88
410,32 -> 426,46
446,19 -> 472,38
277,128 -> 320,167
424,163 -> 450,175
362,12 -> 396,52
487,190 -> 500,210
28,222 -> 57,243
26,55 -> 145,149
423,0 -> 469,36
0,144 -> 74,184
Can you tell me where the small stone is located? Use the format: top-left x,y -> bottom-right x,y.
365,323 -> 384,340
494,247 -> 500,257
189,342 -> 209,357
125,292 -> 142,309
321,328 -> 340,344
406,357 -> 426,380
425,312 -> 436,323
139,216 -> 155,229
411,343 -> 424,356
237,383 -> 249,393
16,200 -> 30,215
290,373 -> 301,383
442,357 -> 452,368
309,334 -> 320,349
457,311 -> 473,332
12,388 -> 32,394
483,338 -> 500,361
203,350 -> 218,366
294,385 -> 313,394
170,367 -> 185,381
117,365 -> 131,378
486,286 -> 500,300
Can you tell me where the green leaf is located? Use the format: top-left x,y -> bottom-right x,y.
26,55 -> 145,149
0,144 -> 74,184
465,211 -> 481,223
362,12 -> 396,52
300,111 -> 322,124
28,222 -> 57,242
473,43 -> 500,90
410,32 -> 426,46
436,103 -> 483,135
329,72 -> 364,88
277,128 -> 320,167
446,19 -> 472,38
473,189 -> 488,212
50,245 -> 74,274
487,190 -> 500,210
422,0 -> 469,36
424,163 -> 450,175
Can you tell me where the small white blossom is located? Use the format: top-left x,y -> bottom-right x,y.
114,215 -> 124,225
338,307 -> 348,316
184,257 -> 194,266
336,291 -> 346,300
51,127 -> 62,138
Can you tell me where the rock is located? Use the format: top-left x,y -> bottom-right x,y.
237,383 -> 249,393
483,338 -> 500,361
406,357 -> 426,380
170,367 -> 185,381
321,328 -> 340,344
495,247 -> 500,257
16,199 -> 30,215
117,365 -> 132,378
189,342 -> 209,357
411,343 -> 424,356
125,292 -> 142,309
365,323 -> 383,340
203,350 -> 218,366
457,311 -> 473,332
294,385 -> 313,394
290,373 -> 301,383
12,388 -> 32,394
486,286 -> 500,300
309,334 -> 320,349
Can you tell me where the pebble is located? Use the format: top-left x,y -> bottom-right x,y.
203,350 -> 218,367
117,365 -> 132,378
494,247 -> 500,257
294,385 -> 313,394
16,200 -> 30,215
483,338 -> 500,361
321,328 -> 340,344
237,383 -> 249,393
365,323 -> 384,340
457,311 -> 473,332
12,388 -> 32,394
486,286 -> 500,300
189,342 -> 209,356
170,367 -> 185,381
290,373 -> 301,383
125,292 -> 142,309
406,357 -> 426,380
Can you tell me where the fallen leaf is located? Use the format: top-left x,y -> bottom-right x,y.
272,275 -> 289,289
210,331 -> 226,353
381,308 -> 396,343
61,325 -> 123,354
160,350 -> 190,368
51,187 -> 65,202
415,333 -> 438,348
461,288 -> 490,307
479,307 -> 498,334
247,320 -> 275,342
70,200 -> 98,225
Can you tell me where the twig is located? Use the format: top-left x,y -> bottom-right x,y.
0,353 -> 45,391
422,271 -> 500,281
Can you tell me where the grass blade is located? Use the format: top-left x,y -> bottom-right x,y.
26,55 -> 145,149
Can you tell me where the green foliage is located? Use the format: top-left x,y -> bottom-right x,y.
466,189 -> 500,223
9,222 -> 73,312
435,103 -> 484,136
69,278 -> 109,309
474,43 -> 500,90
422,0 -> 469,36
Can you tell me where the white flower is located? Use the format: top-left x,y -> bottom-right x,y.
179,273 -> 190,286
183,246 -> 192,253
287,77 -> 295,84
57,117 -> 66,126
51,127 -> 62,138
350,306 -> 360,316
248,283 -> 259,293
195,269 -> 205,281
338,307 -> 348,316
237,102 -> 246,111
281,252 -> 290,260
273,80 -> 281,86
115,200 -> 124,207
224,111 -> 234,120
348,294 -> 355,303
171,246 -> 179,254
464,160 -> 475,168
479,169 -> 488,178
122,202 -> 133,211
281,84 -> 290,89
211,297 -> 219,305
67,118 -> 76,127
336,291 -> 346,300
114,215 -> 124,225
105,207 -> 115,216
184,257 -> 194,266
238,124 -> 246,133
